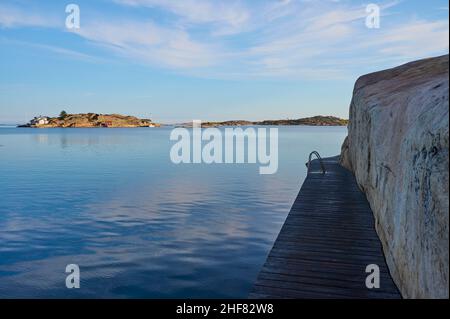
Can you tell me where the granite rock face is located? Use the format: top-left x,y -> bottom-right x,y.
341,55 -> 449,298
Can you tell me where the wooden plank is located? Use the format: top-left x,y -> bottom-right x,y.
249,156 -> 401,299
254,276 -> 399,299
260,261 -> 397,284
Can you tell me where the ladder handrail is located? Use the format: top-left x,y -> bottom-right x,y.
306,151 -> 326,174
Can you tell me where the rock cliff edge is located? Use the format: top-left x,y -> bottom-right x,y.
341,55 -> 449,298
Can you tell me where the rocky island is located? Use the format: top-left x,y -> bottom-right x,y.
179,116 -> 348,127
257,115 -> 348,126
19,112 -> 159,128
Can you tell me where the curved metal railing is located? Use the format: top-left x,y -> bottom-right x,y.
306,151 -> 326,174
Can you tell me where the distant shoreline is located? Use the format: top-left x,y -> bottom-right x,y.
175,116 -> 349,128
14,114 -> 348,128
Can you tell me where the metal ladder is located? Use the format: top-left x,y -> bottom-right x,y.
306,151 -> 326,174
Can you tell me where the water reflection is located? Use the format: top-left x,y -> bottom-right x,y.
31,129 -> 129,148
0,127 -> 347,298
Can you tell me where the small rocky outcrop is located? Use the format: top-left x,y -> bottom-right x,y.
341,55 -> 449,298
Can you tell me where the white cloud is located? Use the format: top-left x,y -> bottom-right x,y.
114,0 -> 250,34
0,37 -> 101,63
0,3 -> 57,28
25,42 -> 101,62
374,20 -> 449,56
74,19 -> 220,68
1,0 -> 448,79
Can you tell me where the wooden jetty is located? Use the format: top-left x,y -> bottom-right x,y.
250,155 -> 401,299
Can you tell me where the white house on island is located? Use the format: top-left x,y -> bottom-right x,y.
30,116 -> 49,126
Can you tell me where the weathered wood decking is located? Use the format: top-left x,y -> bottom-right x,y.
250,156 -> 401,299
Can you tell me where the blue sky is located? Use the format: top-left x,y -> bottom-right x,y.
0,0 -> 448,124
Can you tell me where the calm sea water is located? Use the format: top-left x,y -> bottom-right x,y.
0,126 -> 346,298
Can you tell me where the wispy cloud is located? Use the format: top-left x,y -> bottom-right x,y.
0,37 -> 103,63
1,0 -> 448,79
0,3 -> 57,28
373,20 -> 449,57
114,0 -> 250,34
74,19 -> 220,68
